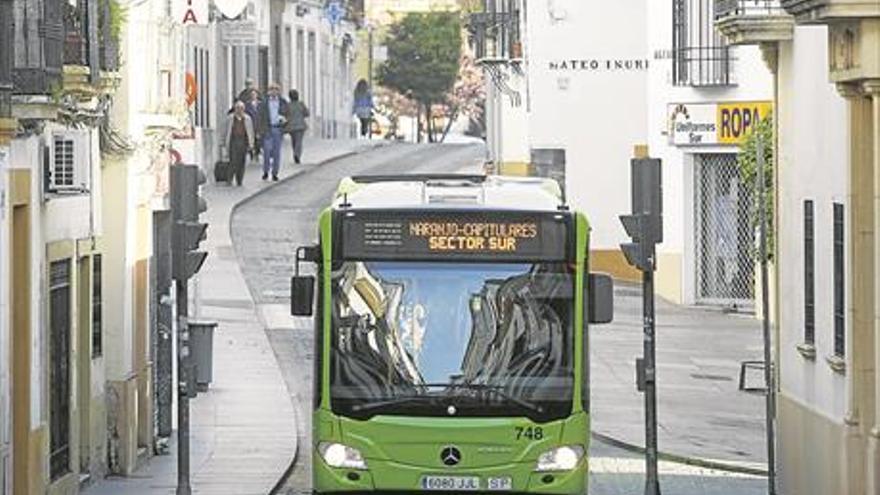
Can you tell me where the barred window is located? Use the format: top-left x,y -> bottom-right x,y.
803,200 -> 814,345
92,254 -> 103,357
673,0 -> 734,86
832,203 -> 844,357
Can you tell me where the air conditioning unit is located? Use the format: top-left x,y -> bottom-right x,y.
46,131 -> 90,195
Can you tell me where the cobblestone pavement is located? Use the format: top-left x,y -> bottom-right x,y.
230,142 -> 770,494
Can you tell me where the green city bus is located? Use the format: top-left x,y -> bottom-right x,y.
291,174 -> 614,494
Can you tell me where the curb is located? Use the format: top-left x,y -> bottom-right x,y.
221,143 -> 385,495
591,431 -> 769,477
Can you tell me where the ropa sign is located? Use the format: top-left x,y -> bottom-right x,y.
174,0 -> 208,25
668,101 -> 772,146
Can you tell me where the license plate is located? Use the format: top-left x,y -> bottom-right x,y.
487,477 -> 513,491
420,475 -> 481,491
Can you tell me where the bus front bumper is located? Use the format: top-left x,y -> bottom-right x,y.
313,453 -> 588,494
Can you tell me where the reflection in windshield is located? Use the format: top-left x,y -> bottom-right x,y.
330,261 -> 574,419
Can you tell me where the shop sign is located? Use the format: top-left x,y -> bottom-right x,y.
668,101 -> 772,146
221,21 -> 257,45
173,0 -> 208,25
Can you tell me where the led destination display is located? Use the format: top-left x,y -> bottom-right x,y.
341,211 -> 569,261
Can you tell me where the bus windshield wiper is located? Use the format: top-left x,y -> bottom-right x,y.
419,383 -> 544,414
350,394 -> 442,413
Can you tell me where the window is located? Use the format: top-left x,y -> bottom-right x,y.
672,0 -> 734,86
49,259 -> 72,480
832,203 -> 845,357
193,47 -> 210,127
92,254 -> 103,357
285,26 -> 293,89
297,29 -> 305,93
803,200 -> 814,345
47,131 -> 90,194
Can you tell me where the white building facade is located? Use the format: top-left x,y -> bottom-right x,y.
277,1 -> 359,140
481,0 -> 773,296
0,124 -> 10,495
649,0 -> 773,306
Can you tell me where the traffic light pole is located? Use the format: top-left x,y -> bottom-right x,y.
176,277 -> 192,495
643,253 -> 660,495
619,153 -> 663,495
170,164 -> 208,495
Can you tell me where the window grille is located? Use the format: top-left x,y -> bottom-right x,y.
53,137 -> 75,187
49,259 -> 72,481
673,0 -> 735,86
92,254 -> 103,357
832,203 -> 845,357
468,0 -> 521,61
803,200 -> 815,345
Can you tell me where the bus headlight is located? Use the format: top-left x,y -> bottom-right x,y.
534,445 -> 585,472
318,442 -> 368,470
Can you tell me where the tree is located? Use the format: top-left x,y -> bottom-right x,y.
737,113 -> 774,259
439,51 -> 485,142
377,12 -> 461,142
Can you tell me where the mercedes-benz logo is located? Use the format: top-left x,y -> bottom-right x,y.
440,446 -> 462,466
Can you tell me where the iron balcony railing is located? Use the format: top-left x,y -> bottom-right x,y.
673,46 -> 736,87
716,0 -> 786,19
468,0 -> 522,61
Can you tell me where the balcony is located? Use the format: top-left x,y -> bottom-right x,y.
62,0 -> 120,98
715,0 -> 794,45
781,0 -> 880,23
673,47 -> 736,87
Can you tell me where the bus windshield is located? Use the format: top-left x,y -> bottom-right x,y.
329,261 -> 575,421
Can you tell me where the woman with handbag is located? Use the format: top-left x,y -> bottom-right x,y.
287,89 -> 310,165
222,101 -> 255,186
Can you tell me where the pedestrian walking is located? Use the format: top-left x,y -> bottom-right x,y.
287,89 -> 310,164
222,101 -> 255,186
353,79 -> 374,139
238,78 -> 258,106
244,89 -> 261,162
256,82 -> 290,181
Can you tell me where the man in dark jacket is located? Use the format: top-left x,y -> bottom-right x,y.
256,82 -> 290,181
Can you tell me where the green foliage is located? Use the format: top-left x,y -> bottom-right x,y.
108,0 -> 127,41
737,113 -> 775,259
377,12 -> 462,109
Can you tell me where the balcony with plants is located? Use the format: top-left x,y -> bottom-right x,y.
715,0 -> 794,45
62,0 -> 122,96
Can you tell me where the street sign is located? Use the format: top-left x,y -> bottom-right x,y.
325,1 -> 344,27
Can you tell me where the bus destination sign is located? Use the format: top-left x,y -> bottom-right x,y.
342,211 -> 569,261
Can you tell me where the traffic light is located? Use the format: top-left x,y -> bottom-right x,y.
171,164 -> 209,280
620,158 -> 662,272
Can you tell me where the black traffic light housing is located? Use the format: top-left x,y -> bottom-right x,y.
171,164 -> 209,280
620,158 -> 662,272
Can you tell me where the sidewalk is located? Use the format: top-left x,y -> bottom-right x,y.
591,283 -> 768,470
85,137 -> 382,495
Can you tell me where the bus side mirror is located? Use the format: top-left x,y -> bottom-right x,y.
291,245 -> 320,317
291,275 -> 315,316
588,273 -> 614,324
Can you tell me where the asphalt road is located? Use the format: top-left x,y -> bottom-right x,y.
230,142 -> 768,495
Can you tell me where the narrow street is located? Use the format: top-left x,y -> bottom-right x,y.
231,142 -> 768,495
231,142 -> 486,493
